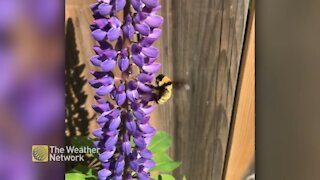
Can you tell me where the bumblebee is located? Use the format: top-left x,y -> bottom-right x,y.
154,74 -> 173,104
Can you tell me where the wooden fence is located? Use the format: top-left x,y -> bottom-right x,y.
65,0 -> 254,179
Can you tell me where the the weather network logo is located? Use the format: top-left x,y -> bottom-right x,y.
32,145 -> 49,162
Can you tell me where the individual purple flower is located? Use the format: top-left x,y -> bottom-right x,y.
89,0 -> 163,179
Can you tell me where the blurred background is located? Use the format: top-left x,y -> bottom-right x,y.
0,0 -> 64,179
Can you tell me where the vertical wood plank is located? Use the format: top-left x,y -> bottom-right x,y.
224,9 -> 255,180
158,0 -> 250,179
66,0 -> 99,132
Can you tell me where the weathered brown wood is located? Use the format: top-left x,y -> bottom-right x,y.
66,0 -> 99,132
224,9 -> 255,180
157,0 -> 249,179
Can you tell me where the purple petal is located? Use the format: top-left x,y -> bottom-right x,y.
107,27 -> 121,41
135,23 -> 151,36
99,76 -> 115,85
140,92 -> 155,102
109,116 -> 121,131
132,54 -> 144,67
98,169 -> 112,179
102,162 -> 111,169
145,57 -> 157,64
136,12 -> 148,21
141,0 -> 158,8
137,158 -> 155,167
106,130 -> 119,137
98,3 -> 113,16
90,55 -> 102,66
123,24 -> 135,39
93,46 -> 104,56
118,57 -> 130,71
94,18 -> 108,29
114,176 -> 122,180
96,84 -> 114,96
141,28 -> 162,46
99,148 -> 116,162
131,0 -> 141,11
92,103 -> 112,113
118,83 -> 126,92
142,63 -> 161,73
89,79 -> 103,88
122,141 -> 131,155
143,159 -> 156,168
115,0 -> 126,11
140,105 -> 156,114
91,71 -> 106,80
92,128 -> 104,138
125,14 -> 133,23
93,141 -> 100,148
139,116 -> 150,124
130,102 -> 140,111
103,49 -> 117,59
115,155 -> 125,174
121,48 -> 129,56
115,92 -> 126,106
126,90 -> 139,102
126,172 -> 133,180
101,60 -> 116,72
115,37 -> 123,51
142,46 -> 159,58
128,81 -> 138,90
130,160 -> 139,172
149,28 -> 162,38
133,136 -> 147,149
140,149 -> 152,159
97,114 -> 108,124
137,73 -> 154,83
90,3 -> 99,12
139,123 -> 156,134
104,135 -> 118,150
109,17 -> 121,27
144,136 -> 153,145
137,82 -> 153,92
133,110 -> 145,120
144,15 -> 163,28
109,109 -> 121,118
92,29 -> 107,41
131,43 -> 142,54
126,119 -> 137,134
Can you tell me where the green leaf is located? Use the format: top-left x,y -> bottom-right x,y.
71,136 -> 94,148
152,161 -> 181,172
68,165 -> 97,179
159,174 -> 175,180
70,165 -> 90,174
183,176 -> 187,180
149,131 -> 172,153
71,136 -> 99,158
153,153 -> 173,164
65,173 -> 87,180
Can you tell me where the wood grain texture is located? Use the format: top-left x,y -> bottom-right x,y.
224,9 -> 255,180
157,0 -> 249,179
66,0 -> 99,132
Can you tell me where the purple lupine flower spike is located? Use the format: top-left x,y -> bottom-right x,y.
89,0 -> 162,179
